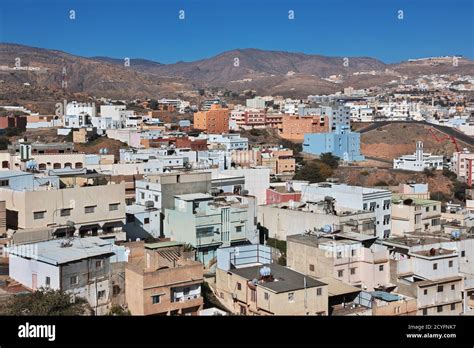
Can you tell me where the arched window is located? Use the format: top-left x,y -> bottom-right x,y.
64,162 -> 72,168
1,161 -> 9,169
38,163 -> 47,170
75,162 -> 83,169
53,163 -> 61,169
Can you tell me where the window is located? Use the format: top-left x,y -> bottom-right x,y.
433,205 -> 437,211
369,202 -> 376,211
109,203 -> 120,211
141,192 -> 145,199
45,276 -> 50,287
337,270 -> 344,278
426,207 -> 430,212
98,290 -> 106,300
264,292 -> 269,300
60,208 -> 72,217
450,303 -> 456,311
197,226 -> 214,238
250,289 -> 256,302
316,288 -> 322,296
240,306 -> 246,315
288,292 -> 294,303
451,284 -> 455,290
235,226 -> 242,233
33,211 -> 45,220
237,282 -> 242,291
144,218 -> 150,224
336,251 -> 342,259
183,287 -> 190,296
363,203 -> 368,210
379,265 -> 384,271
350,267 -> 356,275
95,260 -> 103,268
70,275 -> 78,286
449,260 -> 453,268
154,195 -> 159,202
85,206 -> 96,214
351,249 -> 356,257
437,305 -> 443,313
151,295 -> 161,304
422,308 -> 428,315
461,251 -> 466,257
0,179 -> 9,187
433,263 -> 438,270
437,285 -> 443,293
415,214 -> 421,224
309,264 -> 315,272
424,289 -> 428,295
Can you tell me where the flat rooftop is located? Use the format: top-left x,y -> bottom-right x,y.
230,263 -> 326,293
411,248 -> 456,257
319,277 -> 361,296
304,183 -> 390,195
287,233 -> 361,248
392,195 -> 440,206
145,241 -> 183,249
175,193 -> 213,201
7,237 -> 116,266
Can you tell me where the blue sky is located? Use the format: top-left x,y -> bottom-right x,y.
0,0 -> 473,63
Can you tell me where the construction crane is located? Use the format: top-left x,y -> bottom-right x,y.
427,127 -> 460,152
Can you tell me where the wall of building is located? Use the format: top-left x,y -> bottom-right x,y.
9,254 -> 60,290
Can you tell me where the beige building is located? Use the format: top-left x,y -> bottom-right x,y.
258,200 -> 376,241
216,263 -> 328,315
215,244 -> 328,316
0,171 -> 125,242
391,196 -> 442,236
125,241 -> 204,315
287,233 -> 391,292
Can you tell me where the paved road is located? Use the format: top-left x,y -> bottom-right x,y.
356,121 -> 474,147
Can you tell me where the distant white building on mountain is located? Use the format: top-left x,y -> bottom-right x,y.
393,141 -> 443,172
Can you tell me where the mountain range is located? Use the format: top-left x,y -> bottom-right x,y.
1,43 -> 473,101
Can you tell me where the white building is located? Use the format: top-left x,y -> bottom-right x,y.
66,101 -> 96,118
246,97 -> 266,109
202,134 -> 249,151
393,141 -> 444,172
348,105 -> 374,122
301,183 -> 392,238
7,237 -> 127,315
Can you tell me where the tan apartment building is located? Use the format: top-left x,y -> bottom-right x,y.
280,115 -> 329,141
0,171 -> 125,242
125,241 -> 204,315
287,233 -> 391,292
216,263 -> 328,315
391,196 -> 442,236
193,104 -> 229,134
215,244 -> 328,316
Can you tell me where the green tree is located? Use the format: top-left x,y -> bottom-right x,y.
107,305 -> 131,316
319,153 -> 340,169
293,160 -> 333,183
0,288 -> 91,316
148,99 -> 159,110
